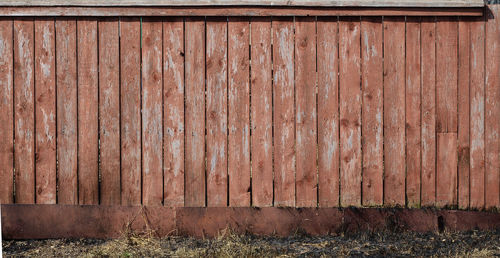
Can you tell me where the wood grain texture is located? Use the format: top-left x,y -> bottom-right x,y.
14,19 -> 35,204
206,18 -> 227,207
120,18 -> 142,205
34,19 -> 56,204
484,5 -> 500,209
98,18 -> 120,205
317,17 -> 339,208
77,19 -> 99,205
383,17 -> 405,207
56,19 -> 77,205
436,133 -> 458,207
184,18 -> 206,207
141,19 -> 163,206
0,20 -> 14,204
228,17 -> 250,207
420,18 -> 436,207
405,17 -> 421,208
294,16 -> 317,207
250,17 -> 273,207
339,17 -> 361,207
360,17 -> 383,207
163,18 -> 184,207
272,18 -> 295,207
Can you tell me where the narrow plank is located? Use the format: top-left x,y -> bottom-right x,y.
120,18 -> 142,205
250,17 -> 273,207
457,18 -> 470,209
55,19 -> 77,205
141,18 -> 163,206
436,17 -> 458,133
339,17 -> 361,207
317,17 -> 339,207
436,133 -> 458,207
163,18 -> 184,207
272,18 -> 295,207
360,17 -> 383,206
485,5 -> 500,209
98,18 -> 120,205
206,18 -> 228,207
0,20 -> 14,204
14,19 -> 35,204
34,19 -> 56,204
383,17 -> 405,206
294,16 -> 317,207
184,18 -> 206,207
405,17 -> 421,208
420,18 -> 436,207
228,17 -> 250,207
77,19 -> 99,205
469,17 -> 485,210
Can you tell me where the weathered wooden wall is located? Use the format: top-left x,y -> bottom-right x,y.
0,5 -> 499,210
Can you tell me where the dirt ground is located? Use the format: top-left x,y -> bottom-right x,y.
3,230 -> 499,257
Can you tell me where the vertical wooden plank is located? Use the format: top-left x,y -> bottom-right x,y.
0,20 -> 14,204
457,19 -> 470,210
469,17 -> 485,210
14,19 -> 35,204
99,18 -> 120,205
383,17 -> 405,206
250,17 -> 273,207
405,17 -> 421,208
360,17 -> 383,206
163,18 -> 184,207
141,18 -> 163,206
206,18 -> 227,207
317,17 -> 339,207
77,19 -> 99,205
272,18 -> 295,207
436,132 -> 458,207
56,19 -> 77,204
339,17 -> 361,207
485,5 -> 500,209
184,18 -> 206,207
420,18 -> 436,207
294,17 -> 317,207
120,18 -> 141,205
228,17 -> 250,207
34,19 -> 56,204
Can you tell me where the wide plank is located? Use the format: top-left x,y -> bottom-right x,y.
436,133 -> 458,207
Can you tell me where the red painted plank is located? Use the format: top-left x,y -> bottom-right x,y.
360,17 -> 383,206
77,19 -> 99,205
436,133 -> 458,207
206,18 -> 227,207
120,18 -> 141,205
34,19 -> 56,204
14,19 -> 35,204
163,18 -> 185,207
436,17 -> 458,133
228,17 -> 250,207
295,17 -> 317,207
457,18 -> 470,210
339,17 -> 361,207
98,18 -> 120,205
469,17 -> 485,210
405,17 -> 421,208
485,5 -> 500,209
0,20 -> 14,204
184,18 -> 206,207
383,17 -> 405,206
250,17 -> 273,207
272,18 -> 295,207
317,17 -> 339,208
420,18 -> 436,207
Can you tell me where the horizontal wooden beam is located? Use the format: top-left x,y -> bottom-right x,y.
0,6 -> 485,16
